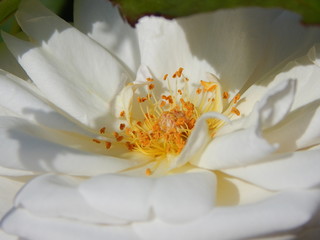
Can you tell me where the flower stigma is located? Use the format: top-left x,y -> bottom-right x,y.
93,68 -> 241,175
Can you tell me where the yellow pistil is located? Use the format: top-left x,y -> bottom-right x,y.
92,68 -> 242,175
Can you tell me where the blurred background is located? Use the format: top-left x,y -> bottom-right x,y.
0,0 -> 74,41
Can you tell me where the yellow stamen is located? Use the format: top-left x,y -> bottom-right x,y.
93,68 -> 241,169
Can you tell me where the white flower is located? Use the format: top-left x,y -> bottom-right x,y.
1,0 -> 320,239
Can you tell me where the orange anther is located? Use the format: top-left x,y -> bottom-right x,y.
231,107 -> 241,116
120,111 -> 125,117
177,67 -> 184,77
188,118 -> 196,129
175,118 -> 185,125
145,168 -> 152,176
99,127 -> 106,134
125,127 -> 132,135
146,77 -> 154,82
113,132 -> 119,138
163,74 -> 168,80
105,141 -> 112,149
196,88 -> 202,94
138,97 -> 147,103
125,141 -> 135,151
177,89 -> 182,95
148,84 -> 155,90
223,92 -> 229,99
116,136 -> 124,142
120,123 -> 126,130
92,139 -> 101,144
234,93 -> 241,104
200,80 -> 217,92
160,101 -> 166,108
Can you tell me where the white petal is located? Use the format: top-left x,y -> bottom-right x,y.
136,16 -> 214,85
175,9 -> 280,92
215,171 -> 274,206
223,148 -> 320,191
240,46 -> 320,117
0,70 -> 87,133
79,174 -> 154,221
264,100 -> 320,152
1,208 -> 139,240
137,9 -> 320,94
79,171 -> 216,223
0,117 -> 136,175
0,230 -> 17,240
238,79 -> 296,128
243,11 -> 320,89
16,0 -> 128,101
14,174 -> 128,224
74,0 -> 140,74
0,166 -> 33,177
0,177 -> 23,218
194,121 -> 275,169
194,79 -> 296,169
133,190 -> 320,240
3,0 -> 130,129
255,79 -> 296,129
151,171 -> 216,223
175,112 -> 229,168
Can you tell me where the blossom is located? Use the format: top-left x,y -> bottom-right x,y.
1,0 -> 320,239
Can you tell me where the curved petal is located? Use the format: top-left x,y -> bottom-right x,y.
3,0 -> 131,129
1,208 -> 139,240
0,166 -> 33,177
79,171 -> 216,223
175,112 -> 229,168
242,10 -> 320,91
193,79 -> 296,170
0,117 -> 137,176
79,174 -> 154,221
240,45 -> 320,117
254,79 -> 296,129
151,171 -> 216,223
133,190 -> 320,240
0,230 -> 17,240
136,16 -> 214,86
14,174 -> 128,224
74,0 -> 140,74
176,8 -> 281,92
0,177 -> 23,218
138,8 -> 320,95
0,70 -> 89,134
223,148 -> 320,191
193,120 -> 275,170
215,171 -> 274,206
264,99 -> 320,152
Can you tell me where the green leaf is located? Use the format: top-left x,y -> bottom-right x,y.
110,0 -> 320,26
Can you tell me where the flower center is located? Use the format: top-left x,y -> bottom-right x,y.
92,68 -> 241,174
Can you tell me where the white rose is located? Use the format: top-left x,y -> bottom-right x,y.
1,0 -> 320,239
